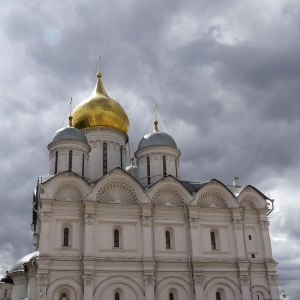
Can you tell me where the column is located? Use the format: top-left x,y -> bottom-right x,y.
194,275 -> 205,300
233,219 -> 246,260
28,269 -> 37,300
240,275 -> 251,300
268,275 -> 280,300
144,275 -> 155,300
83,202 -> 95,257
83,275 -> 94,300
189,218 -> 200,259
39,212 -> 52,254
36,274 -> 49,300
142,205 -> 153,259
259,220 -> 273,260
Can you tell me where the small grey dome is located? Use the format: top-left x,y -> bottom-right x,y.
10,251 -> 39,272
138,131 -> 177,150
52,127 -> 88,144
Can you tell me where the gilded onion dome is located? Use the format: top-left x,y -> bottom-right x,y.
72,73 -> 130,135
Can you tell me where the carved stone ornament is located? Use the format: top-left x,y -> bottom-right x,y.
268,275 -> 278,285
233,220 -> 243,230
61,173 -> 78,179
39,213 -> 52,222
259,221 -> 270,231
240,275 -> 250,285
84,214 -> 95,225
194,275 -> 205,285
189,218 -> 199,229
142,216 -> 152,227
242,186 -> 254,193
83,275 -> 94,285
144,275 -> 155,285
38,286 -> 46,298
36,274 -> 49,285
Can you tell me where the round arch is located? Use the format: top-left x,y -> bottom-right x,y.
46,278 -> 81,300
205,277 -> 242,300
94,276 -> 144,300
156,276 -> 192,300
252,285 -> 271,299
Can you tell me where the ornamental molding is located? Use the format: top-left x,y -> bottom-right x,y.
259,221 -> 270,231
240,275 -> 250,285
109,169 -> 125,177
233,220 -> 244,230
39,213 -> 52,222
60,173 -> 79,179
268,275 -> 278,285
144,275 -> 155,286
189,218 -> 199,229
83,275 -> 94,285
194,275 -> 205,285
96,182 -> 139,204
239,197 -> 257,209
151,188 -> 184,206
36,274 -> 49,285
53,184 -> 83,201
142,216 -> 152,227
198,191 -> 228,208
84,214 -> 95,225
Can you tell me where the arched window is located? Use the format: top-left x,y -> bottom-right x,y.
166,230 -> 171,249
4,290 -> 7,298
62,226 -> 71,247
211,231 -> 216,250
147,156 -> 151,185
55,151 -> 58,174
114,288 -> 123,300
115,292 -> 120,300
169,293 -> 174,300
82,153 -> 85,177
68,150 -> 73,171
114,229 -> 120,248
103,142 -> 107,175
163,155 -> 167,176
168,288 -> 177,300
216,291 -> 221,300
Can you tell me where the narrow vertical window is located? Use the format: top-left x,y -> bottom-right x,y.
216,292 -> 221,300
169,293 -> 174,300
147,156 -> 151,185
115,292 -> 120,300
4,290 -> 7,298
55,151 -> 58,174
114,229 -> 120,248
82,153 -> 85,177
257,295 -> 260,300
103,142 -> 107,175
163,155 -> 167,176
175,159 -> 178,178
68,150 -> 73,171
166,231 -> 171,249
63,228 -> 69,246
249,235 -> 252,240
211,232 -> 216,250
120,146 -> 123,169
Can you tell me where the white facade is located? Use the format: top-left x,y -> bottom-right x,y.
5,73 -> 280,300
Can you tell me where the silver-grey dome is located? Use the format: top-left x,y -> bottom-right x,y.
138,131 -> 177,150
52,127 -> 88,144
10,251 -> 39,272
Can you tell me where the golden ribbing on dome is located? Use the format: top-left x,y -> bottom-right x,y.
72,73 -> 130,134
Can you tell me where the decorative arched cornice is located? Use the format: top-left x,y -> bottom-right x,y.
204,277 -> 242,299
148,175 -> 193,204
96,182 -> 139,204
93,275 -> 144,299
195,179 -> 238,208
251,285 -> 271,298
156,276 -> 191,297
238,185 -> 269,209
53,184 -> 83,201
91,168 -> 146,203
46,278 -> 81,300
41,171 -> 91,200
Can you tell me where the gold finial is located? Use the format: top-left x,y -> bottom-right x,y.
97,56 -> 102,78
68,97 -> 73,127
153,103 -> 159,132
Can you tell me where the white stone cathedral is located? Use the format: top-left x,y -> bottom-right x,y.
0,72 -> 280,300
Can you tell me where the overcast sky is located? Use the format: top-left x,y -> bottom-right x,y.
0,0 -> 299,299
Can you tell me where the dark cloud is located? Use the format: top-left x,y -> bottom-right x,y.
0,0 -> 300,298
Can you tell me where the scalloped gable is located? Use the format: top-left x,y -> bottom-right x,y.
238,185 -> 269,209
195,179 -> 238,208
147,175 -> 193,205
40,171 -> 91,200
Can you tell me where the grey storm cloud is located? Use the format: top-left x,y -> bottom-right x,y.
0,0 -> 300,298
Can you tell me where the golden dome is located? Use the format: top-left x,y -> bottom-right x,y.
72,73 -> 129,135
